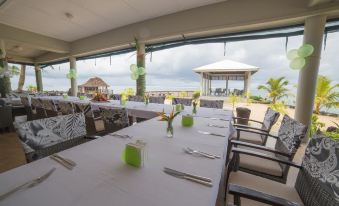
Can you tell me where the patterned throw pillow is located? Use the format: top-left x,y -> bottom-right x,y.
261,108 -> 280,130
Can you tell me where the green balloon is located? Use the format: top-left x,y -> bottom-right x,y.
131,72 -> 139,80
290,57 -> 306,70
298,44 -> 314,58
130,64 -> 138,72
287,49 -> 299,60
137,67 -> 145,75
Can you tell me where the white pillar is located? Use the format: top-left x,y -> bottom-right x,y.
200,72 -> 203,95
69,56 -> 78,96
295,15 -> 327,137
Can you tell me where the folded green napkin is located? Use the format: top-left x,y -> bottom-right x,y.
122,140 -> 146,168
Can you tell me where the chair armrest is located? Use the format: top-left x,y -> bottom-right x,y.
231,140 -> 291,157
236,128 -> 279,139
233,124 -> 268,133
84,135 -> 101,140
233,117 -> 264,125
232,148 -> 301,169
228,184 -> 301,206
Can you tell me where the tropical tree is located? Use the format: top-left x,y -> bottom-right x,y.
314,75 -> 339,114
258,77 -> 289,104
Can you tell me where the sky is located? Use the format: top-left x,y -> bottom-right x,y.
9,31 -> 339,96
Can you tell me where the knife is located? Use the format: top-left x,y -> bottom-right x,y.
207,123 -> 227,128
198,130 -> 225,137
163,169 -> 213,187
52,154 -> 76,167
164,167 -> 212,182
0,168 -> 56,201
50,156 -> 73,170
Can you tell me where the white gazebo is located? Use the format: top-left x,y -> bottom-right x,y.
192,59 -> 259,96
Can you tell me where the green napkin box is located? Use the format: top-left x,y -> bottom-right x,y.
182,115 -> 194,127
122,141 -> 146,168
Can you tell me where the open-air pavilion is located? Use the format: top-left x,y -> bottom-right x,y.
193,59 -> 259,96
0,1 -> 339,206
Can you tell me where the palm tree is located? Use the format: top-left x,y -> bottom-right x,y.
258,77 -> 289,104
314,75 -> 339,114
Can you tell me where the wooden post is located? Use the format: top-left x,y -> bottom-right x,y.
136,43 -> 145,96
34,64 -> 43,92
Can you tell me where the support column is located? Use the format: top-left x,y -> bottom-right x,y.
17,64 -> 26,92
0,40 -> 11,97
225,77 -> 229,96
295,15 -> 327,137
69,56 -> 77,96
200,72 -> 203,95
244,71 -> 251,98
136,43 -> 146,96
34,64 -> 43,92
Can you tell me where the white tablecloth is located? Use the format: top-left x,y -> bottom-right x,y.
1,97 -> 234,206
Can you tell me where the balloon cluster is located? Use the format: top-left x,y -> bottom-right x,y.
66,68 -> 77,79
287,44 -> 314,70
130,64 -> 145,80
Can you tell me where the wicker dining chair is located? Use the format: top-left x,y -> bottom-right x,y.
233,107 -> 280,145
41,99 -> 58,117
199,99 -> 224,109
111,94 -> 121,100
58,101 -> 74,115
231,115 -> 307,184
172,97 -> 192,106
74,102 -> 104,135
149,96 -> 165,104
20,96 -> 35,121
226,133 -> 339,206
14,113 -> 90,162
31,98 -> 47,119
128,95 -> 144,102
99,107 -> 129,134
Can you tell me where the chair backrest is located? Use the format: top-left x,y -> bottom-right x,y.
295,134 -> 339,206
14,113 -> 87,151
200,99 -> 224,109
128,95 -> 144,102
235,107 -> 251,125
41,99 -> 58,111
172,98 -> 192,106
149,96 -> 165,104
74,102 -> 93,117
58,101 -> 74,115
261,107 -> 280,131
20,96 -> 31,107
274,115 -> 307,178
31,98 -> 43,108
111,94 -> 121,100
99,107 -> 129,133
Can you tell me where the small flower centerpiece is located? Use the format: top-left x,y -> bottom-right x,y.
144,94 -> 150,105
91,93 -> 108,102
192,91 -> 200,114
158,108 -> 180,138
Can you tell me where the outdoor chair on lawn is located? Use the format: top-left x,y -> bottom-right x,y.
31,98 -> 46,119
128,95 -> 144,102
233,107 -> 280,145
149,96 -> 165,104
58,101 -> 74,115
20,96 -> 34,121
226,133 -> 339,206
14,113 -> 94,162
41,99 -> 58,117
74,102 -> 104,135
200,99 -> 224,109
231,115 -> 307,184
99,107 -> 129,134
172,97 -> 192,106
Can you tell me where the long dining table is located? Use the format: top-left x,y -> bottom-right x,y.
0,96 -> 234,206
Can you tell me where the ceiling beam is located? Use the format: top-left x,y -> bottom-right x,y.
0,23 -> 70,53
309,0 -> 336,7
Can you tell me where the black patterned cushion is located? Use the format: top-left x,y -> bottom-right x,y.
262,107 -> 280,130
74,102 -> 93,117
275,115 -> 308,155
172,98 -> 192,106
99,107 -> 129,132
295,134 -> 339,206
20,96 -> 31,107
14,113 -> 86,150
200,99 -> 224,109
41,99 -> 57,111
128,95 -> 144,102
149,96 -> 165,104
58,101 -> 74,114
31,98 -> 43,108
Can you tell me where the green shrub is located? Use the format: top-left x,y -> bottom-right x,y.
192,90 -> 200,100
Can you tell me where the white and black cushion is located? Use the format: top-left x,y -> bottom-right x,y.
200,99 -> 224,109
172,98 -> 192,106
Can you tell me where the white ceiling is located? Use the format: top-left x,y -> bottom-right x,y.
0,0 -> 224,41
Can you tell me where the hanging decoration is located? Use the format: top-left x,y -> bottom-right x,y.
66,68 -> 77,79
130,64 -> 145,80
287,44 -> 314,70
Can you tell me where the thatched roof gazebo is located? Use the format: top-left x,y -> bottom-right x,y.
78,77 -> 110,94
